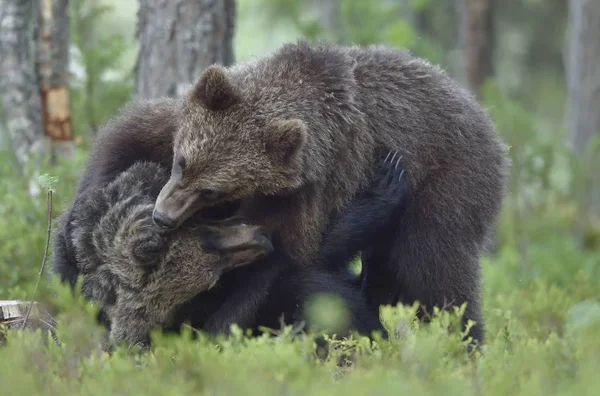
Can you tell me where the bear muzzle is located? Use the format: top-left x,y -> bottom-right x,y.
153,178 -> 206,229
152,210 -> 178,229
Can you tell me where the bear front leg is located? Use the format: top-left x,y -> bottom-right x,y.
202,255 -> 285,335
363,183 -> 486,347
317,150 -> 409,272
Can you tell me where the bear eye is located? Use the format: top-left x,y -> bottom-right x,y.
200,189 -> 222,202
176,156 -> 187,170
173,156 -> 186,176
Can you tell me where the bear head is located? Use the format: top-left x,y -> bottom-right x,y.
153,41 -> 359,230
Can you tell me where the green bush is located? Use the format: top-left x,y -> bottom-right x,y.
0,152 -> 84,298
0,283 -> 598,395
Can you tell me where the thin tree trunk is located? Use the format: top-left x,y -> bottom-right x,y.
459,0 -> 494,99
566,0 -> 600,225
39,0 -> 75,159
0,0 -> 48,170
39,0 -> 75,162
317,0 -> 342,42
135,0 -> 236,99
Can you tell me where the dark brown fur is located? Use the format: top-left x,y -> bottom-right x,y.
52,157 -> 407,345
76,98 -> 179,195
152,41 -> 511,344
63,161 -> 273,346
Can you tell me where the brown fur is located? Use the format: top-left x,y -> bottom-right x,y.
152,40 -> 511,344
192,65 -> 242,111
76,98 -> 179,195
51,156 -> 407,345
66,162 -> 273,346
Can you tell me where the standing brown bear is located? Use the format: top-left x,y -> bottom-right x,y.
151,40 -> 509,346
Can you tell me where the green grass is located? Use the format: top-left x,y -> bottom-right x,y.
0,273 -> 598,396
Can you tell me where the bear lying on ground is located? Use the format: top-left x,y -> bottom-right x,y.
151,40 -> 510,346
53,152 -> 407,346
50,97 -> 180,292
63,161 -> 273,346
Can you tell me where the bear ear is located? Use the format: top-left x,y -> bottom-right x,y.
192,65 -> 241,111
264,119 -> 307,165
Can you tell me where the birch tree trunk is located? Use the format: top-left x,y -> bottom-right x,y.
458,0 -> 494,99
317,0 -> 342,41
39,0 -> 75,162
135,0 -> 236,99
566,0 -> 600,226
0,0 -> 48,170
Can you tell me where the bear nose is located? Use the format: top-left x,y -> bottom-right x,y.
254,230 -> 274,254
152,210 -> 177,229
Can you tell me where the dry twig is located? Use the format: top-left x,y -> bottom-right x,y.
22,189 -> 53,329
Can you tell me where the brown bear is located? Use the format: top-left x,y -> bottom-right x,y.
151,40 -> 511,345
65,161 -> 274,346
54,154 -> 407,346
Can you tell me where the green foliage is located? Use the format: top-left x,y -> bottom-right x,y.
0,151 -> 83,298
255,0 -> 443,61
69,0 -> 134,143
1,282 -> 599,395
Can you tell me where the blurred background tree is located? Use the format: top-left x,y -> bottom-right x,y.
565,0 -> 600,244
0,0 -> 47,176
135,0 -> 236,99
39,0 -> 75,162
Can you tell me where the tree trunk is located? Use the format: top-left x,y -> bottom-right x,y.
566,0 -> 600,226
458,0 -> 494,99
39,0 -> 75,162
317,0 -> 342,42
0,0 -> 48,170
135,0 -> 236,99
